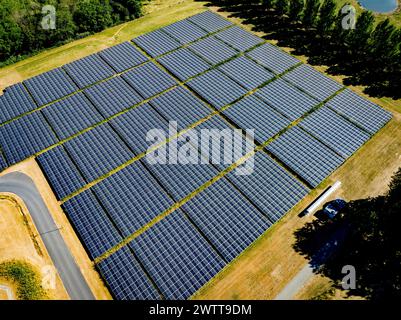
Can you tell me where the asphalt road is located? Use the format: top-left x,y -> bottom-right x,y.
0,172 -> 94,300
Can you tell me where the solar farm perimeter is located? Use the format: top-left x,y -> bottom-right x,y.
0,11 -> 392,300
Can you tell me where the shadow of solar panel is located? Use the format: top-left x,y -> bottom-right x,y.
218,56 -> 275,91
162,19 -> 208,44
24,68 -> 78,106
84,76 -> 143,118
299,106 -> 371,158
37,146 -> 86,200
149,87 -> 212,131
266,126 -> 344,188
122,62 -> 177,99
62,190 -> 123,260
97,247 -> 160,300
133,29 -> 181,57
187,10 -> 233,33
98,42 -> 148,73
188,36 -> 238,65
63,123 -> 134,182
182,177 -> 271,262
0,152 -> 7,171
187,69 -> 247,109
326,89 -> 392,135
215,26 -> 264,51
92,161 -> 175,237
227,151 -> 310,223
110,103 -> 169,156
63,54 -> 115,88
255,79 -> 318,121
157,48 -> 211,81
0,112 -> 58,165
283,65 -> 343,102
0,83 -> 37,124
129,210 -> 226,300
223,95 -> 292,144
42,93 -> 103,140
246,43 -> 300,74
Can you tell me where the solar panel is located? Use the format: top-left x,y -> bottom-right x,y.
215,26 -> 264,51
0,152 -> 7,172
326,89 -> 392,135
162,19 -> 208,44
42,93 -> 103,140
299,106 -> 371,158
37,145 -> 86,200
122,62 -> 177,99
246,43 -> 300,74
63,123 -> 134,182
63,54 -> 115,88
62,190 -> 123,259
0,112 -> 58,165
129,210 -> 226,300
97,247 -> 160,300
283,64 -> 343,101
133,29 -> 181,57
223,95 -> 292,144
157,48 -> 211,81
266,126 -> 344,188
84,76 -> 143,118
182,177 -> 271,262
188,36 -> 238,65
187,11 -> 233,33
92,161 -> 175,237
218,56 -> 275,90
110,103 -> 170,156
23,68 -> 78,106
149,87 -> 212,131
187,69 -> 248,109
226,151 -> 310,222
255,79 -> 318,121
0,83 -> 37,124
98,42 -> 148,72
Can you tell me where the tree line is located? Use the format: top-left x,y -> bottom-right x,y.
0,0 -> 143,65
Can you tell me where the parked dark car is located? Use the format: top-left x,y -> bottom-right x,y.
323,199 -> 347,219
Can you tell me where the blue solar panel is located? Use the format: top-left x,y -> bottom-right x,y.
92,161 -> 175,237
162,19 -> 208,44
63,54 -> 115,88
98,42 -> 148,72
188,36 -> 238,65
187,11 -> 233,33
215,26 -> 264,51
283,64 -> 343,101
223,95 -> 292,144
157,48 -> 211,81
266,126 -> 345,188
84,76 -> 143,118
97,247 -> 160,300
63,123 -> 134,182
246,43 -> 300,74
129,210 -> 226,300
182,177 -> 271,262
0,112 -> 58,165
133,29 -> 181,57
37,146 -> 86,200
255,79 -> 318,121
326,89 -> 392,135
62,190 -> 123,259
0,152 -> 7,172
149,87 -> 212,131
227,151 -> 310,222
218,56 -> 275,90
299,106 -> 371,158
42,93 -> 103,140
23,68 -> 78,106
122,62 -> 177,99
0,83 -> 37,124
110,103 -> 170,156
187,69 -> 248,109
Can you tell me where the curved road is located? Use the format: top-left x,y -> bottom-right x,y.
0,172 -> 94,300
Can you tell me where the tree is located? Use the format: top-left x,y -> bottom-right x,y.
303,0 -> 321,28
276,0 -> 289,17
73,0 -> 113,33
288,0 -> 304,23
316,0 -> 337,35
262,0 -> 276,11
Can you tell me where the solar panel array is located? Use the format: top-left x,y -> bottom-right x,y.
133,29 -> 181,57
0,152 -> 7,172
162,19 -> 208,44
215,26 -> 264,51
187,10 -> 233,33
188,36 -> 238,65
